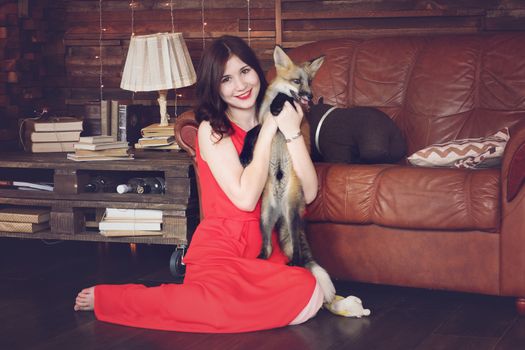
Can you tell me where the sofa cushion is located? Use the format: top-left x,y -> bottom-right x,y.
307,163 -> 500,232
407,128 -> 509,169
286,34 -> 525,156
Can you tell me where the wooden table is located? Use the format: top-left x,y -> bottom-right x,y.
0,150 -> 199,246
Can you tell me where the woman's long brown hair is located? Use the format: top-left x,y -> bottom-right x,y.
195,35 -> 267,141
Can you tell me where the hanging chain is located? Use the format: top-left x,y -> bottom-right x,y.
130,0 -> 135,100
201,0 -> 206,49
131,0 -> 135,36
247,0 -> 251,46
99,0 -> 104,101
170,0 -> 175,33
171,0 -> 177,118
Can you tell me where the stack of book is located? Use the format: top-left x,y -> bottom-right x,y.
67,136 -> 133,161
24,117 -> 83,153
135,123 -> 180,150
99,208 -> 163,237
0,207 -> 50,233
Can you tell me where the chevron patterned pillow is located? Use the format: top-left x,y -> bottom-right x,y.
408,128 -> 510,169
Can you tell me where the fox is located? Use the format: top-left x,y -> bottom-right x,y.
239,46 -> 336,303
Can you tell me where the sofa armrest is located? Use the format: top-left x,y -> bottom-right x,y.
174,110 -> 203,220
502,118 -> 525,202
500,118 -> 525,296
174,110 -> 199,159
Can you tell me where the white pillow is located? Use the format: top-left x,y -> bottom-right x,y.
407,128 -> 509,169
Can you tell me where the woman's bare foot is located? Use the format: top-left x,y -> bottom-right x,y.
74,287 -> 95,311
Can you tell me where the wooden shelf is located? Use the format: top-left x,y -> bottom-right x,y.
0,151 -> 199,246
0,150 -> 192,170
0,189 -> 199,207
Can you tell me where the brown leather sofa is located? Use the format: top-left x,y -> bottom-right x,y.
175,32 -> 525,313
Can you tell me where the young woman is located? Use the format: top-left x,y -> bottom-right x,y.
74,35 -> 323,333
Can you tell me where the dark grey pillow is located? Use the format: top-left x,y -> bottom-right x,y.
307,98 -> 406,164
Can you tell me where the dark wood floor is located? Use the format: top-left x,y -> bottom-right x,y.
1,238 -> 524,350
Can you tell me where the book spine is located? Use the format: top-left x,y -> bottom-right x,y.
98,221 -> 161,231
111,100 -> 119,140
105,208 -> 163,220
100,230 -> 163,237
29,131 -> 80,142
118,105 -> 127,142
0,213 -> 49,223
0,221 -> 49,233
30,141 -> 76,153
100,100 -> 110,136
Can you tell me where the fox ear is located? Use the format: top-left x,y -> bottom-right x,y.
273,45 -> 293,70
305,55 -> 325,79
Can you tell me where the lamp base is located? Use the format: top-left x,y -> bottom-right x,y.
158,90 -> 170,127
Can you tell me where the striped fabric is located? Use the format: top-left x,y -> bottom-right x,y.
120,32 -> 196,92
408,128 -> 509,169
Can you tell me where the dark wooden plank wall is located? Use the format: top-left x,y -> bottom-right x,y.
1,0 -> 524,147
0,0 -> 60,149
278,0 -> 525,47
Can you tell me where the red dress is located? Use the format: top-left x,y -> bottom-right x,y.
94,122 -> 316,333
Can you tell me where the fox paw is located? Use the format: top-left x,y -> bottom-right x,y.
270,92 -> 295,116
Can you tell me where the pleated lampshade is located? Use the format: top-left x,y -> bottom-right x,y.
120,32 -> 196,126
120,32 -> 196,92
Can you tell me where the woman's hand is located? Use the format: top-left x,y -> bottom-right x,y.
260,109 -> 279,135
272,101 -> 318,204
274,101 -> 303,139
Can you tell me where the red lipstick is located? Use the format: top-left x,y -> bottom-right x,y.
236,89 -> 252,100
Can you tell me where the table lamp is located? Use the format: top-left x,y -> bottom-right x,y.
120,32 -> 196,126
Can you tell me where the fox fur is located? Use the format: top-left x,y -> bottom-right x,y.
240,46 -> 335,303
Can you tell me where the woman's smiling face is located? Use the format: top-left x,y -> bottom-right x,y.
219,54 -> 261,113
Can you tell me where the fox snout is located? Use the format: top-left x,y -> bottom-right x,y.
290,89 -> 313,107
298,90 -> 313,101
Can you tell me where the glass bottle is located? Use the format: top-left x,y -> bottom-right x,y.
142,177 -> 165,194
84,175 -> 115,193
116,177 -> 147,194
